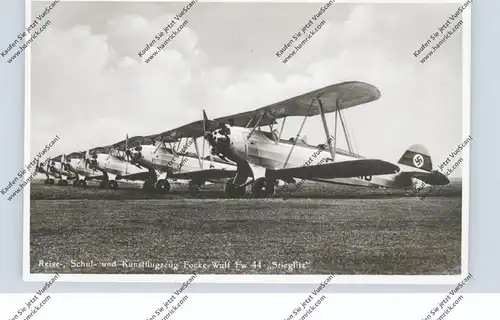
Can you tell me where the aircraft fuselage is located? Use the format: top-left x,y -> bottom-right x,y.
211,126 -> 433,189
49,161 -> 77,180
130,144 -> 235,177
91,153 -> 150,180
66,158 -> 102,178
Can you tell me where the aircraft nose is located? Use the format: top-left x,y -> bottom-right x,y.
132,150 -> 142,159
216,136 -> 230,148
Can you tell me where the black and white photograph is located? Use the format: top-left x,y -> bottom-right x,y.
22,0 -> 470,283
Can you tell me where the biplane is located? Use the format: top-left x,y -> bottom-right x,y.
191,81 -> 450,198
62,151 -> 109,188
126,126 -> 237,192
87,136 -> 157,190
47,155 -> 78,185
34,158 -> 58,184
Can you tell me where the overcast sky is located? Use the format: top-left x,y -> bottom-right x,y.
31,2 -> 465,176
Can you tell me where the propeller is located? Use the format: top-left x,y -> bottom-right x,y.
84,150 -> 91,169
202,110 -> 230,163
130,145 -> 144,169
123,134 -> 145,169
85,151 -> 98,169
202,111 -> 207,168
61,154 -> 68,171
124,133 -> 130,162
34,158 -> 41,173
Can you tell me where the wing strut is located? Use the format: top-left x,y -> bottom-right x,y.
333,101 -> 338,162
277,117 -> 286,144
192,137 -> 203,169
247,112 -> 266,139
316,97 -> 336,161
178,138 -> 187,168
154,136 -> 164,154
168,142 -> 177,156
283,102 -> 314,168
338,106 -> 353,154
245,115 -> 256,128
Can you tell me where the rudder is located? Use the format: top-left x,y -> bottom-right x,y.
398,144 -> 432,171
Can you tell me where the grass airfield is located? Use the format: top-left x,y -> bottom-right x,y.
29,178 -> 463,276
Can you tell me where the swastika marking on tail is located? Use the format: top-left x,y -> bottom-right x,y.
413,154 -> 424,168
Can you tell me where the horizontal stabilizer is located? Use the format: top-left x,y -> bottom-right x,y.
402,171 -> 450,186
267,159 -> 400,180
171,169 -> 237,181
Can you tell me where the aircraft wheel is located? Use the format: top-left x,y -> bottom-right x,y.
48,179 -> 54,185
225,180 -> 246,198
79,180 -> 87,188
154,179 -> 170,193
72,180 -> 79,187
99,181 -> 109,189
57,180 -> 63,186
252,177 -> 275,198
108,180 -> 118,189
44,179 -> 49,185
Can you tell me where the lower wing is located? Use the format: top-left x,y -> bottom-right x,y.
267,159 -> 400,180
119,172 -> 151,181
171,169 -> 237,182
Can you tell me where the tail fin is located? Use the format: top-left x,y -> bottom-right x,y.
398,144 -> 432,171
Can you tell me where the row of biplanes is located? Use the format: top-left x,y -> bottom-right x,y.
35,81 -> 450,198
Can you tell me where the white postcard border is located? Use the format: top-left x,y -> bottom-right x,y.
23,0 -> 471,284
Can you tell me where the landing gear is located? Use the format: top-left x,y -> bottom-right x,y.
225,180 -> 246,198
252,177 -> 275,198
44,178 -> 54,185
154,179 -> 170,193
108,180 -> 118,189
72,180 -> 79,187
57,180 -> 68,186
78,180 -> 87,188
143,172 -> 159,192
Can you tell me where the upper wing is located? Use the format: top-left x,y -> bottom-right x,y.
215,81 -> 381,127
171,168 -> 237,182
154,120 -> 210,142
112,135 -> 155,151
89,145 -> 113,155
51,154 -> 63,162
154,81 -> 380,140
66,151 -> 85,159
266,159 -> 399,180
